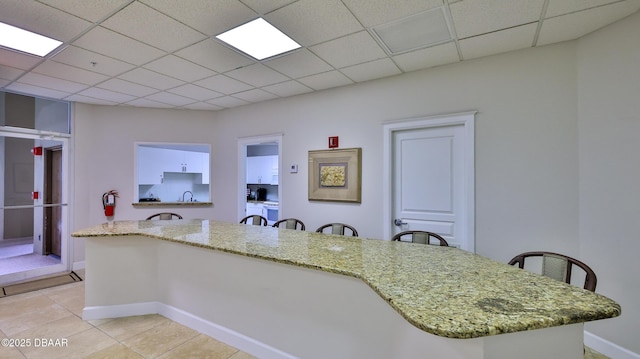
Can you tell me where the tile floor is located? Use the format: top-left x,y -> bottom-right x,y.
0,270 -> 610,359
0,270 -> 254,359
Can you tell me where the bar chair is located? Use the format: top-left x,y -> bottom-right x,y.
315,223 -> 358,237
272,218 -> 305,230
240,215 -> 268,226
391,230 -> 449,246
508,251 -> 597,292
146,212 -> 183,220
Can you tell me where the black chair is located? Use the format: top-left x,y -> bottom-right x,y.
146,212 -> 183,220
240,215 -> 268,226
508,251 -> 597,292
272,218 -> 305,230
315,223 -> 358,237
391,230 -> 449,246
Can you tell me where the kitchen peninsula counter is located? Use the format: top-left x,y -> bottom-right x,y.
73,220 -> 620,359
131,201 -> 212,207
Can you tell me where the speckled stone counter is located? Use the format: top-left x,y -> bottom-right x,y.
72,219 -> 620,340
131,201 -> 212,207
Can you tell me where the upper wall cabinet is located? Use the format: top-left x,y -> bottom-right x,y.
247,155 -> 278,185
138,146 -> 164,185
136,143 -> 211,203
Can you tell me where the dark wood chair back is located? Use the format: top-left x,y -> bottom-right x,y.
273,218 -> 305,230
508,251 -> 597,292
315,223 -> 358,237
146,212 -> 183,220
240,215 -> 268,226
391,230 -> 449,246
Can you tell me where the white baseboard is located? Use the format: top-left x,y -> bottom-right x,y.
82,302 -> 296,359
585,331 -> 640,359
72,261 -> 85,271
82,302 -> 159,321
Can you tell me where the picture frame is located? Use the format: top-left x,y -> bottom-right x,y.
308,147 -> 361,203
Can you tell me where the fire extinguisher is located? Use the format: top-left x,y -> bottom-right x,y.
102,190 -> 119,217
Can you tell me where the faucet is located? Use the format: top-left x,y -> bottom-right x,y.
182,191 -> 193,202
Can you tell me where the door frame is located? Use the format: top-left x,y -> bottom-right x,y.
237,133 -> 282,222
382,111 -> 476,252
44,146 -> 63,256
0,126 -> 70,284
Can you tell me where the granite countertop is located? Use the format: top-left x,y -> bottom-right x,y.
72,219 -> 621,339
131,201 -> 212,207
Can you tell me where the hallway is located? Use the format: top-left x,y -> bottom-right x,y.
0,239 -> 60,277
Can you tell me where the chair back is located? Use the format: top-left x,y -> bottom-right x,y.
146,212 -> 183,220
508,251 -> 597,292
391,231 -> 449,246
315,223 -> 358,237
273,218 -> 305,230
240,215 -> 268,226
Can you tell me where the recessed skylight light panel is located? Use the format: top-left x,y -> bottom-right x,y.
0,22 -> 62,57
216,18 -> 300,61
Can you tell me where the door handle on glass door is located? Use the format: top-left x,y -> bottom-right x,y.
394,219 -> 407,226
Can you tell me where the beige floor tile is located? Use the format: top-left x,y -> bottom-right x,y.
41,282 -> 85,316
84,343 -> 144,359
157,334 -> 240,359
96,314 -> 170,341
0,291 -> 41,305
87,318 -> 115,327
0,345 -> 26,359
19,327 -> 117,359
0,294 -> 55,319
122,320 -> 199,358
49,295 -> 84,318
0,330 -> 26,358
38,281 -> 84,296
0,303 -> 71,336
585,346 -> 609,359
229,351 -> 258,359
11,315 -> 92,341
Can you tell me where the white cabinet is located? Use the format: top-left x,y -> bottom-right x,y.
138,147 -> 210,185
138,146 -> 164,184
164,149 -> 204,174
246,155 -> 278,184
246,202 -> 263,216
200,152 -> 210,184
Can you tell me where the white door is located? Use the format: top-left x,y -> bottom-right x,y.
384,112 -> 475,251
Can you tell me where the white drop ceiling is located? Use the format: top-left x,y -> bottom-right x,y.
1,0 -> 638,111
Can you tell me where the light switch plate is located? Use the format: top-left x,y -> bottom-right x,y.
290,164 -> 298,173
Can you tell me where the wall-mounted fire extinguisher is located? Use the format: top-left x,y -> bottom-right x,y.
102,190 -> 119,217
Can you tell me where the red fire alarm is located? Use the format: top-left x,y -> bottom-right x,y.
31,147 -> 42,156
328,136 -> 339,148
32,191 -> 39,200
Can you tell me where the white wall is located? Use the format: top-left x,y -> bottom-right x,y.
72,105 -> 219,262
213,42 -> 579,259
577,11 -> 640,354
71,18 -> 637,353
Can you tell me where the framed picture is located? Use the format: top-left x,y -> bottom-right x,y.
308,147 -> 361,203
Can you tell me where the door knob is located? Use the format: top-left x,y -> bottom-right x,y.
394,218 -> 407,226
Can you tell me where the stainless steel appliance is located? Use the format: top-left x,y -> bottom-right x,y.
256,187 -> 267,201
263,201 -> 278,225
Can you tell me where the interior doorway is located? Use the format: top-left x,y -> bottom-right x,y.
44,146 -> 62,257
0,131 -> 69,284
237,134 -> 282,223
383,112 -> 476,252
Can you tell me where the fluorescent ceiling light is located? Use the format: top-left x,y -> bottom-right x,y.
216,18 -> 300,61
372,8 -> 451,55
0,22 -> 62,57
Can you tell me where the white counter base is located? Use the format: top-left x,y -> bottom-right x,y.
84,236 -> 584,359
